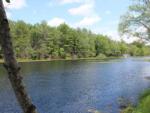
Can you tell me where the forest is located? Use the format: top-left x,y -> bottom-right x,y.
1,0 -> 150,113
1,20 -> 150,60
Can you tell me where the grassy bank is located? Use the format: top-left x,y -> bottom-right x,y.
121,89 -> 150,113
0,56 -> 121,63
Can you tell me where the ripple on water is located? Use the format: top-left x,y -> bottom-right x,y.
0,58 -> 150,113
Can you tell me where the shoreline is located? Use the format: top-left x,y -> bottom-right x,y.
0,56 -> 121,63
0,56 -> 149,64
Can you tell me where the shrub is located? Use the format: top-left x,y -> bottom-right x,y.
96,53 -> 106,59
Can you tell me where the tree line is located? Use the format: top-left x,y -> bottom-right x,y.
1,20 -> 149,60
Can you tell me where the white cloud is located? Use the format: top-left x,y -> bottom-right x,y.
106,30 -> 120,41
68,0 -> 95,16
75,15 -> 101,27
3,0 -> 26,9
92,26 -> 120,41
93,27 -> 138,43
68,0 -> 100,27
69,3 -> 93,16
48,17 -> 65,27
108,31 -> 136,43
123,37 -> 137,43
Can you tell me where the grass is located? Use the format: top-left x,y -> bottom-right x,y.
122,89 -> 150,113
0,56 -> 121,63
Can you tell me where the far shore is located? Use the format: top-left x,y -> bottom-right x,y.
0,56 -> 121,64
0,56 -> 149,64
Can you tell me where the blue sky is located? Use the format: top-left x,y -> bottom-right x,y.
4,0 -> 132,42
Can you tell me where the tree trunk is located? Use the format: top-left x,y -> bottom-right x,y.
0,0 -> 39,113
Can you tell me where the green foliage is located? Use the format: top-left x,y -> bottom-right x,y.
59,48 -> 65,58
96,54 -> 106,59
121,106 -> 134,113
119,0 -> 150,41
123,89 -> 150,113
129,41 -> 150,56
95,35 -> 110,56
136,96 -> 150,113
139,89 -> 150,101
5,20 -> 150,60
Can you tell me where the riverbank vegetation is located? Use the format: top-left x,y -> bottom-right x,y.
121,89 -> 150,113
0,20 -> 149,60
119,0 -> 150,113
0,56 -> 119,63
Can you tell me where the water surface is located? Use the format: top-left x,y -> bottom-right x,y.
0,58 -> 150,113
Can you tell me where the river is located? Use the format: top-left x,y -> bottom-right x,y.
0,57 -> 150,113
